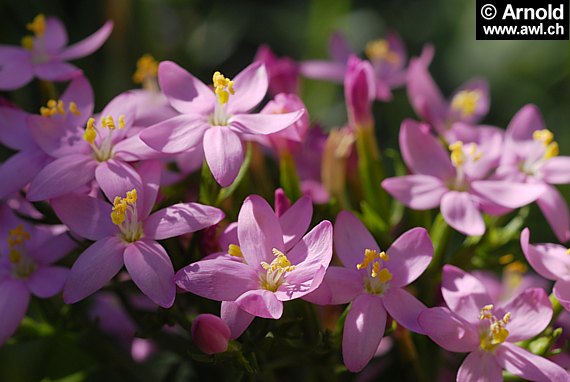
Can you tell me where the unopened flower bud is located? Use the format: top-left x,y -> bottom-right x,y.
192,314 -> 231,355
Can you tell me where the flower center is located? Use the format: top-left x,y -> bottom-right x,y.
83,115 -> 125,161
132,54 -> 159,92
364,39 -> 399,65
479,304 -> 511,352
209,71 -> 235,126
357,249 -> 392,295
21,14 -> 50,64
6,225 -> 37,278
451,90 -> 481,117
533,129 -> 559,160
259,248 -> 295,292
40,99 -> 81,118
111,189 -> 143,243
448,141 -> 482,191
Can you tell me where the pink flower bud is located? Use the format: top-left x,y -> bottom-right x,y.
344,55 -> 375,128
255,45 -> 300,96
191,314 -> 231,355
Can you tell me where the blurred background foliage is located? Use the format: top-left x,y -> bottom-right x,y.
0,0 -> 569,380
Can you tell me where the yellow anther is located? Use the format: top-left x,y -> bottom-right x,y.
26,14 -> 46,37
118,115 -> 126,129
21,36 -> 34,50
125,189 -> 137,204
378,251 -> 389,261
111,209 -> 125,225
213,71 -> 235,105
533,129 -> 554,145
449,141 -> 466,167
228,244 -> 243,258
451,90 -> 480,117
7,225 -> 31,264
56,100 -> 65,114
505,261 -> 527,274
132,54 -> 159,84
544,142 -> 559,159
83,118 -> 97,144
9,250 -> 21,264
364,39 -> 399,64
479,304 -> 494,320
9,225 -> 30,240
377,268 -> 392,283
68,102 -> 80,116
502,312 -> 511,324
371,262 -> 380,278
498,253 -> 514,265
468,143 -> 483,162
566,248 -> 570,255
110,190 -> 137,227
102,116 -> 117,130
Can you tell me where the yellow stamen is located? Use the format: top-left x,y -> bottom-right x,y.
9,250 -> 21,263
449,141 -> 466,167
505,261 -> 527,274
377,268 -> 393,283
451,90 -> 480,117
228,244 -> 243,258
479,304 -> 511,350
40,99 -> 81,117
26,14 -> 46,37
7,225 -> 31,264
118,115 -> 126,129
260,248 -> 295,292
479,304 -> 494,320
83,118 -> 97,144
21,36 -> 34,50
533,129 -> 554,145
132,54 -> 159,84
213,71 -> 235,105
111,189 -> 138,227
566,248 -> 570,255
544,142 -> 559,159
69,102 -> 80,116
364,39 -> 399,64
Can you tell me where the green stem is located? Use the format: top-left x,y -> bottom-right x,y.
355,125 -> 388,215
549,293 -> 563,325
279,150 -> 302,202
427,213 -> 452,274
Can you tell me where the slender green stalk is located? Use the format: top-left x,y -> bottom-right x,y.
279,150 -> 302,202
355,125 -> 388,215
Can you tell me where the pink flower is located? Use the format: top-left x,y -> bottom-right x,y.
175,195 -> 332,320
382,120 -> 545,236
0,223 -> 75,346
140,61 -> 303,187
521,228 -> 570,312
254,45 -> 300,96
27,89 -> 164,201
419,265 -> 568,382
0,14 -> 113,90
192,314 -> 231,355
344,55 -> 375,128
0,75 -> 93,199
407,52 -> 490,137
51,161 -> 225,308
488,105 -> 570,242
306,211 -> 433,372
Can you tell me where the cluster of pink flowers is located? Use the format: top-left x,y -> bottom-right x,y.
0,14 -> 569,381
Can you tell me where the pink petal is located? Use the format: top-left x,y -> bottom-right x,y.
328,32 -> 352,63
51,193 -> 116,241
385,227 -> 433,287
540,156 -> 570,184
499,288 -> 552,341
229,110 -> 303,135
442,264 -> 493,324
27,266 -> 69,298
63,237 -> 126,304
298,60 -> 346,82
235,289 -> 283,319
520,228 -> 570,281
440,191 -> 486,236
303,266 -> 362,305
0,151 -> 46,199
139,115 -> 208,154
221,301 -> 254,339
418,307 -> 480,352
175,258 -> 259,301
27,154 -> 96,201
137,160 -> 162,218
157,60 -> 214,115
219,222 -> 238,251
95,159 -> 143,207
334,210 -> 380,270
144,202 -> 224,240
342,293 -> 386,372
28,231 -> 76,265
60,75 -> 94,126
0,279 -> 29,346
113,133 -> 165,162
406,59 -> 447,132
123,240 -> 175,308
34,62 -> 82,81
203,125 -> 244,187
226,62 -> 268,114
399,119 -> 455,180
381,175 -> 447,210
383,287 -> 427,334
457,350 -> 502,382
537,185 -> 570,243
237,195 -> 285,268
28,115 -> 89,158
280,195 -> 312,251
553,279 -> 570,312
0,46 -> 33,90
471,180 -> 546,209
0,107 -> 35,151
496,342 -> 569,382
42,17 -> 68,52
59,21 -> 114,60
505,104 -> 545,142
